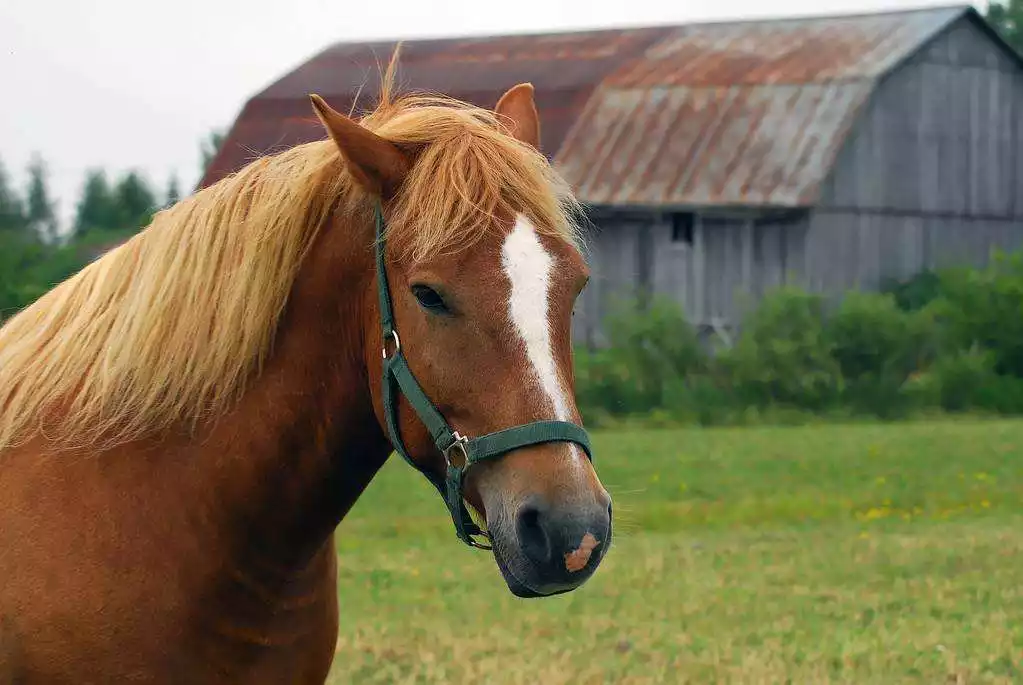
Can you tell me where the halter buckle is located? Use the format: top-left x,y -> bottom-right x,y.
381,330 -> 401,359
467,531 -> 493,550
444,432 -> 470,469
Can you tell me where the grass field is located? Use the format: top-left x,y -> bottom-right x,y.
327,418 -> 1023,684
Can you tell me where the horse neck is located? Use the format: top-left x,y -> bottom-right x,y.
192,215 -> 391,570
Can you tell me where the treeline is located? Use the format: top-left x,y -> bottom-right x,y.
0,131 -> 223,321
575,250 -> 1023,426
0,156 -> 180,242
0,155 -> 176,320
987,0 -> 1023,55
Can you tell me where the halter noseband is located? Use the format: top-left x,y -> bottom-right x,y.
374,203 -> 593,549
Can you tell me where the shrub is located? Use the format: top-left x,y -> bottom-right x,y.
881,269 -> 945,312
570,250 -> 1023,426
574,294 -> 704,419
825,291 -> 938,417
908,348 -> 1023,415
720,287 -> 843,411
927,251 -> 1023,378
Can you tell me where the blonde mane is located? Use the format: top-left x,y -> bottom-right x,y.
0,65 -> 582,454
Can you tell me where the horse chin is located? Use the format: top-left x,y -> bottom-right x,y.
490,534 -> 580,599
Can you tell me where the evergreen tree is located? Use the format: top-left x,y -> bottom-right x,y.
114,171 -> 157,229
165,173 -> 181,207
73,169 -> 120,236
0,156 -> 27,234
25,154 -> 57,242
987,0 -> 1023,55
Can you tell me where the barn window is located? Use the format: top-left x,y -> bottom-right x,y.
671,213 -> 694,245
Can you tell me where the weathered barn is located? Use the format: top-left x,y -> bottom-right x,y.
201,5 -> 1023,345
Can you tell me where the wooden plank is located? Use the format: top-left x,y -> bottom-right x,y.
693,214 -> 705,325
742,219 -> 754,295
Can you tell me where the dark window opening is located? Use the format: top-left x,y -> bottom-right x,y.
671,213 -> 694,245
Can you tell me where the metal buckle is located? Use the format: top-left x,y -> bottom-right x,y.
443,432 -> 469,469
467,530 -> 492,550
381,330 -> 401,359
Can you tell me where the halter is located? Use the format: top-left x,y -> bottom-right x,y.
374,203 -> 593,549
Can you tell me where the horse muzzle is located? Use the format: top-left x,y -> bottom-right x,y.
490,494 -> 612,598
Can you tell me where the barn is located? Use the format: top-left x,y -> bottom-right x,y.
200,5 -> 1023,346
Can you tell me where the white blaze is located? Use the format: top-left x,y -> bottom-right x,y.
501,215 -> 572,422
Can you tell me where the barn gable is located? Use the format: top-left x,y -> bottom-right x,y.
819,10 -> 1023,215
803,9 -> 1023,297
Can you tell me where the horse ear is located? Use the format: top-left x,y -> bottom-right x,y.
309,94 -> 410,198
494,83 -> 541,151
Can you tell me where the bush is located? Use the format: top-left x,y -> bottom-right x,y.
881,269 -> 945,312
907,348 -> 1023,414
926,251 -> 1023,378
572,249 -> 1023,426
0,232 -> 86,321
720,287 -> 843,411
575,294 -> 704,419
574,347 -> 641,422
825,291 -> 938,417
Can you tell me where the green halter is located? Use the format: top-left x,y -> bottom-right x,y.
374,203 -> 593,548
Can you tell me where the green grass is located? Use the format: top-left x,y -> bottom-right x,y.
328,418 -> 1023,684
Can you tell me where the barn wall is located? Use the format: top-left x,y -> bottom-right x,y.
819,16 -> 1023,219
804,210 -> 1023,294
573,217 -> 642,346
580,204 -> 1023,345
577,210 -> 811,340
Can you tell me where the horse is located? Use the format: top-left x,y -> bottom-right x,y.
0,56 -> 612,684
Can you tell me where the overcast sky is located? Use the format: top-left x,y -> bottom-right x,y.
1,0 -> 986,229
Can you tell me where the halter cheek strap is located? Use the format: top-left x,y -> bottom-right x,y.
374,203 -> 593,549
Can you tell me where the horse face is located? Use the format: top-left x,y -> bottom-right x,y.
386,213 -> 612,597
311,82 -> 611,597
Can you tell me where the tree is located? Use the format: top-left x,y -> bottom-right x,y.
200,130 -> 225,177
73,169 -> 120,236
987,0 -> 1023,55
0,231 -> 86,322
0,157 -> 27,234
165,173 -> 181,207
114,171 -> 157,230
25,154 -> 58,243
72,169 -> 157,237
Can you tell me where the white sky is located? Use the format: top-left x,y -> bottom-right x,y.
1,0 -> 987,230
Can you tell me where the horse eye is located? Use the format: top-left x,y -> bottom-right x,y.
411,284 -> 449,313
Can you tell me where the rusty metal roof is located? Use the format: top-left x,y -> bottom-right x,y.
200,27 -> 670,186
556,82 -> 874,207
201,6 -> 984,208
557,6 -> 971,207
605,7 -> 966,88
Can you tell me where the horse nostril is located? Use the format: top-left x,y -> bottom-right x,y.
516,504 -> 551,567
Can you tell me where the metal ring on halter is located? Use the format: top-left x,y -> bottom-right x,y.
443,432 -> 470,469
381,330 -> 401,359
467,531 -> 493,550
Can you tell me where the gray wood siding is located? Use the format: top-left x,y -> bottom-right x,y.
572,218 -> 642,346
579,206 -> 1023,341
646,213 -> 808,327
804,210 -> 1023,293
819,17 -> 1023,220
649,217 -> 697,317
